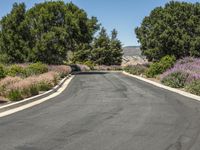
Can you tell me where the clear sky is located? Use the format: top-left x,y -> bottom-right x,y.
0,0 -> 199,46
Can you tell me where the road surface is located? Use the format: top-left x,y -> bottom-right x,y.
1,72 -> 200,150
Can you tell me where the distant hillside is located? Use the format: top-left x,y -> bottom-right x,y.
123,46 -> 141,56
122,46 -> 148,66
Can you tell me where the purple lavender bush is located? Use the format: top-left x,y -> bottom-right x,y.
161,57 -> 200,93
186,80 -> 200,96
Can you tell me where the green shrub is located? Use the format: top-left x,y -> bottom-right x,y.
124,65 -> 147,75
29,85 -> 39,96
84,61 -> 95,70
186,80 -> 200,96
8,90 -> 23,101
0,64 -> 6,79
26,62 -> 48,76
38,82 -> 52,91
6,65 -> 25,77
161,71 -> 188,88
146,55 -> 176,78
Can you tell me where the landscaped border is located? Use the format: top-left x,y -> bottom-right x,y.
0,75 -> 74,116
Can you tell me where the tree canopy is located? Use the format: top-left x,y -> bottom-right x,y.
136,1 -> 200,61
73,28 -> 123,66
0,1 -> 100,64
0,3 -> 28,63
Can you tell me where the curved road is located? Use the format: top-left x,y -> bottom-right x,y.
1,72 -> 200,150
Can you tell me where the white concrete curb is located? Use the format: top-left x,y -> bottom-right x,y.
0,75 -> 74,117
123,71 -> 200,101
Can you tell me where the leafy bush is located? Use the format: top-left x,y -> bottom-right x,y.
161,71 -> 188,88
6,64 -> 25,77
162,57 -> 200,84
29,85 -> 39,96
124,65 -> 147,75
84,61 -> 95,70
37,82 -> 52,91
146,55 -> 176,78
25,62 -> 48,76
8,90 -> 23,101
186,80 -> 200,96
0,64 -> 6,79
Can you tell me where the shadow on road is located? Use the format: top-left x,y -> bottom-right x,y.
73,71 -> 108,75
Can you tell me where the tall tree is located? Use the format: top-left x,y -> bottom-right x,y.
24,1 -> 99,64
25,1 -> 73,64
0,3 -> 28,63
0,1 -> 99,64
92,27 -> 111,65
135,1 -> 200,61
109,29 -> 123,65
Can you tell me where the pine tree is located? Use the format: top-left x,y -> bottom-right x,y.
0,3 -> 28,63
136,1 -> 200,61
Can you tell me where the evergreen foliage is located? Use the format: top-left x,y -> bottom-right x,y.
136,1 -> 200,61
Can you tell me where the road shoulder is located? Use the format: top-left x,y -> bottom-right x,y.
123,71 -> 200,102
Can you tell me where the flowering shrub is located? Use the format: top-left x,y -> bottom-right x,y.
161,71 -> 189,88
186,80 -> 200,96
0,76 -> 22,96
161,57 -> 200,93
4,71 -> 59,101
124,64 -> 147,75
0,63 -> 71,101
162,57 -> 200,84
49,65 -> 71,78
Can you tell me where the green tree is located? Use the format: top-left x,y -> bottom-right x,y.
135,1 -> 200,61
72,44 -> 92,63
109,29 -> 123,65
24,1 -> 99,64
91,28 -> 123,65
0,1 -> 99,64
0,3 -> 28,63
72,28 -> 123,65
25,1 -> 74,64
92,27 -> 111,65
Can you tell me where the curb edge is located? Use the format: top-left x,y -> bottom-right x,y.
122,71 -> 200,102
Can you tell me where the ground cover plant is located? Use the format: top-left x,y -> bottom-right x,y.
161,57 -> 200,95
0,63 -> 72,101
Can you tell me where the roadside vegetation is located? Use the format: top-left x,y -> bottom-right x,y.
0,1 -> 123,102
125,1 -> 200,96
1,0 -> 200,100
0,63 -> 71,101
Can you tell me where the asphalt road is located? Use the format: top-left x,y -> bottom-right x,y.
1,72 -> 200,150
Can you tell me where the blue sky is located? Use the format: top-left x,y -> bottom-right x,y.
0,0 -> 199,46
